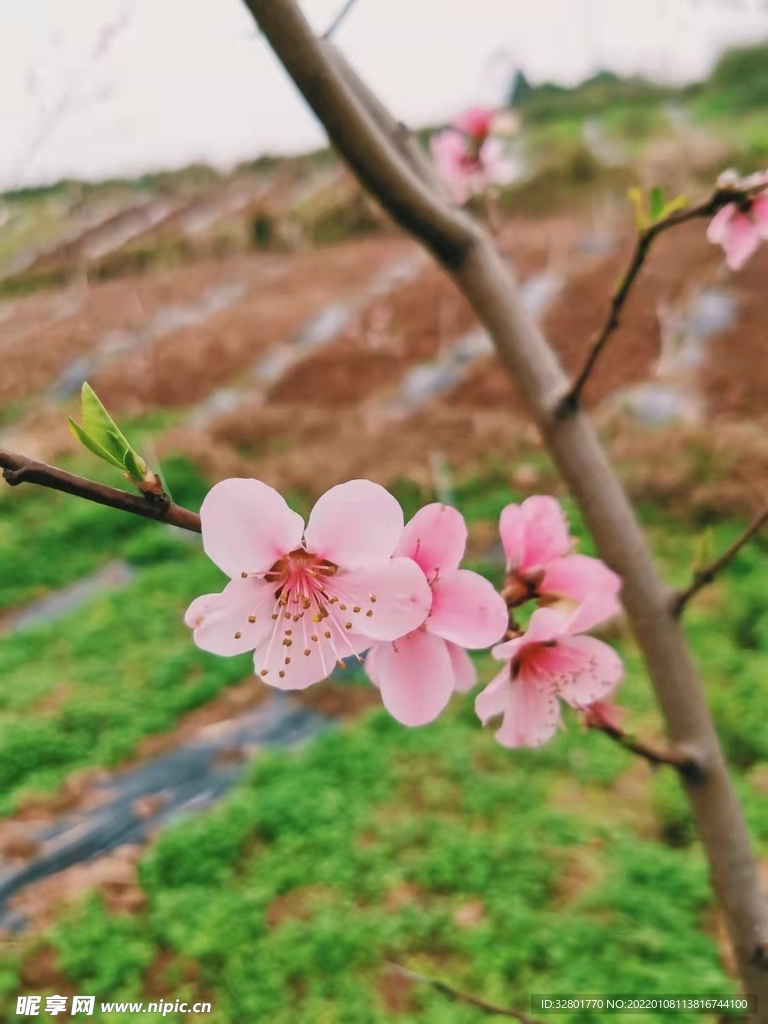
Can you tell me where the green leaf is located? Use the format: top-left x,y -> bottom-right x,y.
660,194 -> 689,220
67,418 -> 125,470
649,185 -> 665,223
70,383 -> 151,484
81,383 -> 133,457
123,447 -> 148,481
627,187 -> 648,232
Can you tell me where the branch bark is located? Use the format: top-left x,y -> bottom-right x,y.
244,0 -> 768,1005
559,189 -> 756,415
0,451 -> 201,533
673,508 -> 768,617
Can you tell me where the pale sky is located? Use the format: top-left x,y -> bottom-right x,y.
2,0 -> 768,190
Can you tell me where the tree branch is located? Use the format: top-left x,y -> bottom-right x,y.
387,963 -> 542,1023
243,0 -> 768,1003
0,451 -> 201,533
587,716 -> 703,781
673,508 -> 768,617
323,0 -> 359,38
558,187 -> 765,416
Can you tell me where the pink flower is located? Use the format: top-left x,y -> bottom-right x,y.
707,171 -> 768,270
430,109 -> 518,205
452,105 -> 495,142
365,504 -> 508,727
499,496 -> 620,608
185,479 -> 432,691
476,593 -> 624,749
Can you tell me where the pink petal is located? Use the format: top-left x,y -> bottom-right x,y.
452,106 -> 493,139
185,577 -> 274,656
493,606 -> 568,662
707,204 -> 735,245
498,503 -> 527,570
396,503 -> 467,578
476,665 -> 561,748
366,631 -> 454,726
542,635 -> 624,708
500,497 -> 571,573
520,496 -> 572,567
303,480 -> 404,569
200,478 -> 304,580
752,197 -> 768,239
323,556 -> 432,641
447,641 -> 477,692
430,130 -> 473,204
254,619 -> 370,692
428,569 -> 508,649
565,592 -> 621,635
722,211 -> 760,270
480,138 -> 518,186
540,553 -> 621,604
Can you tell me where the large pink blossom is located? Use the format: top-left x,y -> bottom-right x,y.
707,170 -> 768,270
185,479 -> 431,691
365,504 -> 508,727
430,106 -> 517,205
499,496 -> 620,608
476,593 -> 624,749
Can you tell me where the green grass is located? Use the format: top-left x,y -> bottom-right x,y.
0,461 -> 765,1021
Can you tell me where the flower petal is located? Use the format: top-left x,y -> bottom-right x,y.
722,211 -> 760,270
428,569 -> 508,648
752,196 -> 768,239
565,592 -> 621,635
447,641 -> 477,692
476,665 -> 561,748
185,577 -> 274,656
200,478 -> 304,579
500,496 -> 570,572
542,635 -> 624,708
253,614 -> 369,691
707,204 -> 735,245
304,480 -> 404,568
325,557 -> 432,641
540,553 -> 621,603
492,606 -> 568,661
396,503 -> 467,577
366,631 -> 454,726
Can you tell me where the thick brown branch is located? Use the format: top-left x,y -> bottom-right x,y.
559,188 -> 762,416
387,964 -> 542,1023
673,508 -> 768,617
0,451 -> 201,533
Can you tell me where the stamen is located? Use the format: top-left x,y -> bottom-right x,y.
353,606 -> 361,613
279,670 -> 285,678
248,616 -> 257,624
283,638 -> 292,647
366,610 -> 373,617
241,572 -> 248,579
304,649 -> 311,657
234,632 -> 242,639
260,669 -> 268,676
345,622 -> 352,630
370,595 -> 377,602
284,657 -> 291,665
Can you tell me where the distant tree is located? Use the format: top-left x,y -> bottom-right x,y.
508,69 -> 533,106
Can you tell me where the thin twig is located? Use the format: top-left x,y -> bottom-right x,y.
673,507 -> 768,617
323,0 -> 359,38
558,185 -> 766,417
0,450 -> 201,533
387,963 -> 543,1023
588,719 -> 703,781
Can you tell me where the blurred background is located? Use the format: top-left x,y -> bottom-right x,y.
1,1 -> 768,1020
